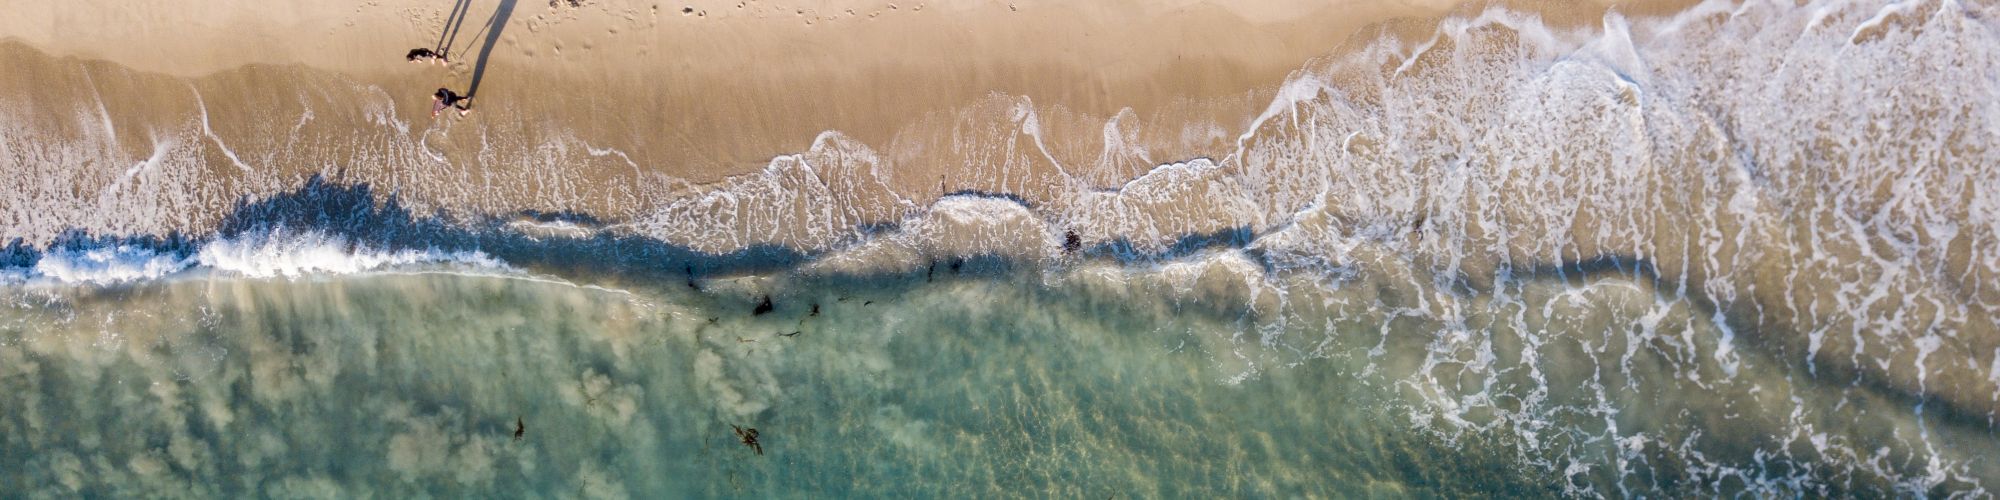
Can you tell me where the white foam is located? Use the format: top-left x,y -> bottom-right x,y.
1587,13 -> 1649,85
360,85 -> 411,135
1852,0 -> 1926,42
1989,348 -> 2000,398
117,137 -> 174,183
189,85 -> 255,175
1225,75 -> 1331,166
626,132 -> 911,253
1010,97 -> 1072,179
31,245 -> 193,284
194,230 -> 509,279
0,230 -> 519,285
80,69 -> 119,154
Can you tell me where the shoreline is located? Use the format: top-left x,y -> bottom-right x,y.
0,0 -> 1693,184
0,0 -> 1437,173
0,0 -> 1734,259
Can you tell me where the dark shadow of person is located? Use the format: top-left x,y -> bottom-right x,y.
436,0 -> 475,59
468,0 -> 518,99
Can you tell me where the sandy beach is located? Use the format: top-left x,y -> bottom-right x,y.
0,0 -> 1713,215
1,0 -> 1439,180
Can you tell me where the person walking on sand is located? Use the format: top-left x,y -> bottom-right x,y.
406,48 -> 449,65
432,88 -> 473,117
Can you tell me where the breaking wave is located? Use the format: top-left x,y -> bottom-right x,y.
3,229 -> 510,285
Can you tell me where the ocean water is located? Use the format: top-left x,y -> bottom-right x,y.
4,0 -> 2000,496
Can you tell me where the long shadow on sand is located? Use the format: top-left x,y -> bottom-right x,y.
466,0 -> 517,98
434,0 -> 476,60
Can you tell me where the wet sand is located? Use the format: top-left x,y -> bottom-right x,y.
0,0 -> 1710,188
1,0 -> 1430,177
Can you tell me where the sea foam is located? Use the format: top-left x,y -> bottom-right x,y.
30,245 -> 192,284
1,230 -> 511,284
194,230 -> 509,279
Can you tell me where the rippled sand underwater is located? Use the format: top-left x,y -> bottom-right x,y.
2,258 -> 1994,497
5,0 -> 2000,496
0,264 -> 1953,497
0,271 -> 1545,497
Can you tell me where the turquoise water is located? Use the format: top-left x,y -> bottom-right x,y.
2,271 -> 1546,497
3,264 -> 1993,496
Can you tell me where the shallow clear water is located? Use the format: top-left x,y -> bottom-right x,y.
1,272 -> 1552,497
3,264 -> 1995,496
